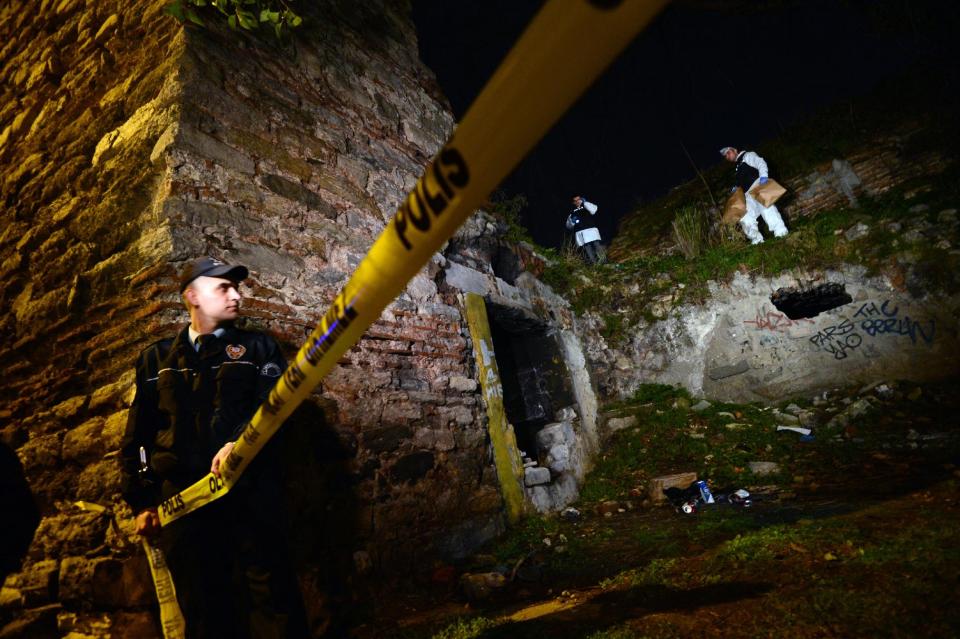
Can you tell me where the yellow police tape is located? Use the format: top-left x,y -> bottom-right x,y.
142,538 -> 187,639
74,501 -> 186,638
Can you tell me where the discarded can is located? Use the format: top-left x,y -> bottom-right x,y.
680,500 -> 698,514
729,488 -> 752,508
560,507 -> 581,522
696,480 -> 715,504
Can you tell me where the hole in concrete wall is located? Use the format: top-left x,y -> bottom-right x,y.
770,283 -> 853,320
486,304 -> 575,458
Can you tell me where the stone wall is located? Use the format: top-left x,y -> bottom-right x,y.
581,265 -> 960,408
0,1 -> 604,635
156,4 -> 504,594
781,130 -> 949,220
1,0 -> 184,634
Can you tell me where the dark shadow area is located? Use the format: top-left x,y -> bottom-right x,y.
478,581 -> 774,638
491,245 -> 524,285
539,459 -> 959,593
771,283 -> 853,319
412,0 -> 951,248
281,399 -> 359,638
486,303 -> 574,458
0,441 -> 40,586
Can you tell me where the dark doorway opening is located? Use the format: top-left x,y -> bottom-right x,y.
486,303 -> 575,459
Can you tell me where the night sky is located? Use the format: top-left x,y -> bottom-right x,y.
411,0 -> 932,248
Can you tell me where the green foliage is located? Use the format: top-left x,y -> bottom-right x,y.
671,204 -> 712,259
539,260 -> 574,295
486,191 -> 533,245
584,628 -> 646,639
539,239 -> 587,297
165,0 -> 303,39
630,383 -> 688,404
429,617 -> 498,639
550,165 -> 960,333
600,312 -> 625,344
488,515 -> 561,562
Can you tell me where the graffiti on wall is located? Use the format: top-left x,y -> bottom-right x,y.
810,300 -> 935,359
809,318 -> 862,360
744,307 -> 815,332
853,301 -> 935,345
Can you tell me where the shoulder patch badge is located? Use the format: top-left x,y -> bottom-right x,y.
226,344 -> 246,360
261,362 -> 282,378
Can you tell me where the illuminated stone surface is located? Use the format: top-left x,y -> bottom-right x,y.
0,2 -> 602,634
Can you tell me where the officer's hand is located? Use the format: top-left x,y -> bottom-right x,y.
759,177 -> 769,185
135,509 -> 160,538
211,441 -> 235,478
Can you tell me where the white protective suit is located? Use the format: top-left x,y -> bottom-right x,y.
737,151 -> 789,244
565,200 -> 600,246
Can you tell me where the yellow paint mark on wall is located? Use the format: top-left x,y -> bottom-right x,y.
464,293 -> 526,524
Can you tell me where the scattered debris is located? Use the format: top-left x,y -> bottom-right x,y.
606,415 -> 638,433
844,222 -> 870,241
777,425 -> 812,436
648,472 -> 698,504
460,572 -> 507,601
560,507 -> 581,522
775,412 -> 801,425
696,480 -> 715,504
663,479 -> 751,514
597,500 -> 620,517
748,461 -> 781,476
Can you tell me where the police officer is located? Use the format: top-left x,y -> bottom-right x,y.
565,195 -> 603,264
721,146 -> 789,244
119,256 -> 307,638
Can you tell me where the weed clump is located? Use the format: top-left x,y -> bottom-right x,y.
672,204 -> 712,259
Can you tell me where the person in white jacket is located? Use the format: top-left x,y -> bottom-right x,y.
566,195 -> 602,264
721,147 -> 789,244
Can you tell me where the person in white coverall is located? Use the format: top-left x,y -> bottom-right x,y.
721,146 -> 789,244
566,195 -> 603,264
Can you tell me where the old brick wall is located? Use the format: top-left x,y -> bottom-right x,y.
0,1 -> 516,635
782,130 -> 948,219
1,0 -> 185,635
161,3 -> 506,588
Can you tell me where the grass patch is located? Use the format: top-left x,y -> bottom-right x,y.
544,174 -> 959,338
580,388 -> 796,506
671,204 -> 711,259
586,479 -> 960,637
427,616 -> 499,639
488,516 -> 562,563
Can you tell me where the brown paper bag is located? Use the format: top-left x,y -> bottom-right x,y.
749,179 -> 787,207
721,188 -> 747,224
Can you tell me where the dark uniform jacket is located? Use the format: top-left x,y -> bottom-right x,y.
735,151 -> 761,192
119,325 -> 286,513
